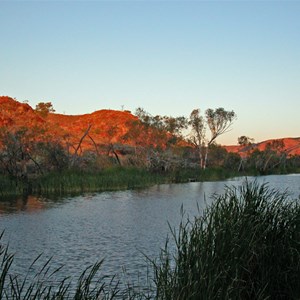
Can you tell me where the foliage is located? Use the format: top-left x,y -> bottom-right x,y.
223,152 -> 241,171
188,108 -> 236,169
205,108 -> 236,144
238,135 -> 254,146
206,143 -> 228,167
35,102 -> 55,118
0,128 -> 43,185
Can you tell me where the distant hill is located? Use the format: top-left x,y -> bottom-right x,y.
225,137 -> 300,157
1,96 -> 300,156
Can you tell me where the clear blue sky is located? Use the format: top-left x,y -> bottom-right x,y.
1,1 -> 299,145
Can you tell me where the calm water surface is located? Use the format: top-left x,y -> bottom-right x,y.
0,174 -> 299,284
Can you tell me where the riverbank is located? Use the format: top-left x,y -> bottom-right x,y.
1,166 -> 299,198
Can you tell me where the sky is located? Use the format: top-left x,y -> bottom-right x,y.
1,1 -> 299,145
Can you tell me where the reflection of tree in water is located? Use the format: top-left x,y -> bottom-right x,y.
0,195 -> 45,214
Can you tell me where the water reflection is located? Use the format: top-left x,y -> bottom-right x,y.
0,195 -> 46,214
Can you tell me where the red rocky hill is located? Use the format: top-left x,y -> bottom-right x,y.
225,137 -> 300,157
0,96 -> 140,152
1,96 -> 300,156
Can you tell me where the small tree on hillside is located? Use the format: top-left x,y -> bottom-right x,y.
237,135 -> 255,171
238,136 -> 254,146
35,102 -> 55,118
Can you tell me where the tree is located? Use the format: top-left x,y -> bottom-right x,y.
189,107 -> 236,169
238,136 -> 254,146
35,102 -> 55,118
204,108 -> 236,169
237,135 -> 255,171
206,108 -> 236,145
163,116 -> 188,144
0,128 -> 43,191
207,143 -> 228,167
263,139 -> 286,171
188,109 -> 206,168
224,152 -> 241,171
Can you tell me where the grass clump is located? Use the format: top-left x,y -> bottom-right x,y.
153,181 -> 300,300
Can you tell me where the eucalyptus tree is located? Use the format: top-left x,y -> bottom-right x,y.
238,135 -> 254,146
188,109 -> 206,168
163,115 -> 188,146
205,108 -> 236,144
189,107 -> 236,169
35,102 -> 55,118
237,135 -> 255,171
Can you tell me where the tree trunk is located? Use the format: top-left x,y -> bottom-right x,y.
197,146 -> 203,169
263,154 -> 273,171
203,146 -> 209,169
112,149 -> 121,166
74,124 -> 92,156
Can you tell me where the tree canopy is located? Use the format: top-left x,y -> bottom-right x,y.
35,102 -> 55,118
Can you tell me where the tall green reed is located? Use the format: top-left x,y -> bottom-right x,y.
152,181 -> 300,300
0,233 -> 153,299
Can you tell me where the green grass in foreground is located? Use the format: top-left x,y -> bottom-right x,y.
1,182 -> 300,299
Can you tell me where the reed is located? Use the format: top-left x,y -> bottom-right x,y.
0,238 -> 152,299
32,167 -> 165,195
152,181 -> 300,299
1,166 -> 241,198
0,175 -> 25,197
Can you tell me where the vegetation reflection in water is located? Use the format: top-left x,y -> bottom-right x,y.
1,181 -> 300,299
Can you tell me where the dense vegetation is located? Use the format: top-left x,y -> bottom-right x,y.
0,97 -> 300,198
0,131 -> 299,198
1,182 -> 300,299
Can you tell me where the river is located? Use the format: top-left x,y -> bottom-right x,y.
0,174 -> 299,287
